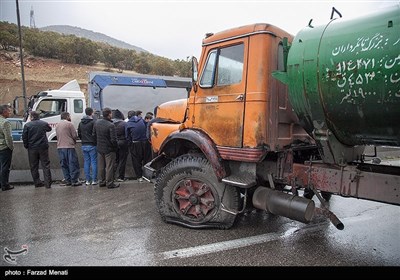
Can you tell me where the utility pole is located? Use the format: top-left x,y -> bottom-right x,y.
16,0 -> 27,112
30,6 -> 36,28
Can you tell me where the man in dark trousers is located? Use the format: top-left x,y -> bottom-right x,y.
125,110 -> 147,182
113,109 -> 128,182
93,107 -> 119,189
0,104 -> 14,191
22,111 -> 52,188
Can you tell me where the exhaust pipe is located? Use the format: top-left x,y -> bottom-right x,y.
252,187 -> 315,223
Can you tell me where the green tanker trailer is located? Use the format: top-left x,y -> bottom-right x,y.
276,5 -> 400,165
271,5 -> 399,228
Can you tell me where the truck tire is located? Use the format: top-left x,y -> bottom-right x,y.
154,154 -> 240,229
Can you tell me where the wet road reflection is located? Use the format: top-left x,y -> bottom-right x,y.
1,181 -> 399,266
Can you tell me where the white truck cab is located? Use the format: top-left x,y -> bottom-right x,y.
22,80 -> 86,141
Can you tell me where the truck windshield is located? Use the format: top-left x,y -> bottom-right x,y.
36,99 -> 66,119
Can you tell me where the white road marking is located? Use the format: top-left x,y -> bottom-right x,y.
158,210 -> 381,260
159,223 -> 324,260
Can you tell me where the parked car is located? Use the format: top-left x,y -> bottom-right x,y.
7,118 -> 23,141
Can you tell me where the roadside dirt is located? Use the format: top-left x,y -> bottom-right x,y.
0,50 -> 129,116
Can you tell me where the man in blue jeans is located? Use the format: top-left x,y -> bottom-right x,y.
78,107 -> 97,185
56,112 -> 81,186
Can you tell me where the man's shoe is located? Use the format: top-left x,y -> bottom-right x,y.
138,178 -> 144,183
60,181 -> 71,186
107,183 -> 120,189
71,182 -> 82,187
2,185 -> 14,191
99,181 -> 106,187
35,182 -> 44,188
85,181 -> 91,186
116,178 -> 125,182
91,181 -> 98,185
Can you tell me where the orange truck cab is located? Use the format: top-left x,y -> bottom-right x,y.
146,23 -> 314,229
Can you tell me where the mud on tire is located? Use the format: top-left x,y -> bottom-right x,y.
154,154 -> 240,229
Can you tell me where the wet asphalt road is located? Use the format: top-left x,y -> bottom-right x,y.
0,179 -> 399,268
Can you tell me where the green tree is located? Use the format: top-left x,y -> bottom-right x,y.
172,57 -> 191,77
73,37 -> 98,65
24,29 -> 60,58
0,30 -> 18,50
57,35 -> 76,63
120,49 -> 137,71
102,46 -> 124,68
152,56 -> 175,76
0,21 -> 19,50
135,55 -> 151,74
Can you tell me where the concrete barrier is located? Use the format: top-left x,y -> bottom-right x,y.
10,140 -> 135,183
11,143 -> 398,184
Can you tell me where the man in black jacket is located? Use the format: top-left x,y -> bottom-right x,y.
125,110 -> 147,182
93,107 -> 119,189
78,107 -> 97,185
22,111 -> 52,188
113,109 -> 128,182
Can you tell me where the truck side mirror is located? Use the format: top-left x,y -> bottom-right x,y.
13,98 -> 19,115
191,56 -> 198,93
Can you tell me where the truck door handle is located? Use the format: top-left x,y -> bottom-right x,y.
236,94 -> 244,101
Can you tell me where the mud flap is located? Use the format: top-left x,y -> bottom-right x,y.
142,163 -> 155,182
142,154 -> 171,182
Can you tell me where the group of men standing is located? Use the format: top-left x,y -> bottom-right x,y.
0,104 -> 153,191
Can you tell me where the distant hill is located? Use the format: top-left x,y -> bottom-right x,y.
40,25 -> 148,54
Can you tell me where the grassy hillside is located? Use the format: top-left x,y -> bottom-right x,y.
0,50 -> 136,116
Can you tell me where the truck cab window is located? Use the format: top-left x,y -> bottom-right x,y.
200,51 -> 217,87
217,44 -> 244,86
74,99 -> 83,113
277,43 -> 284,71
199,44 -> 244,88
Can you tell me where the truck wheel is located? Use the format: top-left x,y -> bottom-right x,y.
154,154 -> 240,229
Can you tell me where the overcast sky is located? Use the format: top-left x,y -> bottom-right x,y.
0,0 -> 397,60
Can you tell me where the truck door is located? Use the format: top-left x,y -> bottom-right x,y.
35,98 -> 84,140
191,39 -> 247,147
36,98 -> 67,137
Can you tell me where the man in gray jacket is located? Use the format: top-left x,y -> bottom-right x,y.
56,112 -> 81,186
0,104 -> 14,191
